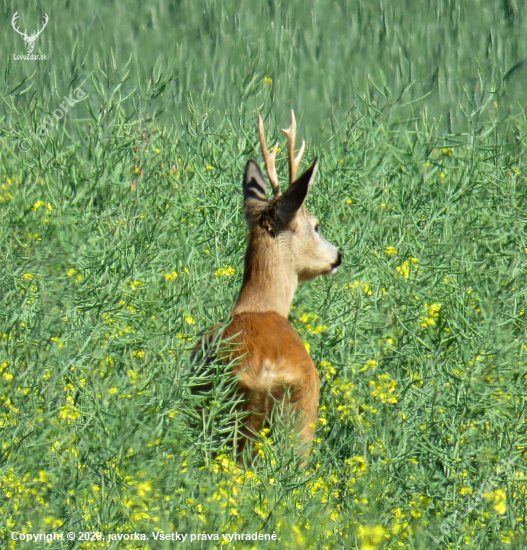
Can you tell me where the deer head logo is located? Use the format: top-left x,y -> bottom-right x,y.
12,11 -> 49,54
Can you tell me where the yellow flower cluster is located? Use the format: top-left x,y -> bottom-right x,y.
421,302 -> 442,328
347,281 -> 373,295
357,524 -> 386,550
215,265 -> 235,277
299,313 -> 327,335
57,395 -> 80,423
0,175 -> 16,203
395,257 -> 418,278
369,374 -> 398,404
320,362 -> 359,423
484,488 -> 507,515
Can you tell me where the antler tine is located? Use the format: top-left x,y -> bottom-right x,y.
281,110 -> 306,184
257,114 -> 281,196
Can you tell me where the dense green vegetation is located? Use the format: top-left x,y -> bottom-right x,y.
1,1 -> 527,548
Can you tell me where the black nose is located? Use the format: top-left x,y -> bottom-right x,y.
332,251 -> 342,268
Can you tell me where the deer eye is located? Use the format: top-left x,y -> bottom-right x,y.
314,223 -> 320,233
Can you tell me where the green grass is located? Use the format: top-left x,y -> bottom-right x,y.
1,1 -> 527,548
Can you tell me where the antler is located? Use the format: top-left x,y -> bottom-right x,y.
281,110 -> 305,184
257,110 -> 307,195
11,11 -> 28,38
32,14 -> 49,39
258,114 -> 281,197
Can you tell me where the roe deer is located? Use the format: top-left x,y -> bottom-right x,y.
196,110 -> 341,458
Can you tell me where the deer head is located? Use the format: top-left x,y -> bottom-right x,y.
233,111 -> 341,318
12,11 -> 49,54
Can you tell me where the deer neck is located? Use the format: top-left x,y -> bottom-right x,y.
233,233 -> 297,318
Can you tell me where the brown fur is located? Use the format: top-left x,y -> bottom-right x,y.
221,311 -> 319,452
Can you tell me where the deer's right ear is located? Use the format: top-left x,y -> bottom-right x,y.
243,160 -> 268,224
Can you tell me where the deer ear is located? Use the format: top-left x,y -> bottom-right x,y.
243,160 -> 268,224
273,159 -> 318,228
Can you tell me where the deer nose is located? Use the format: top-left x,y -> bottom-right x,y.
332,251 -> 342,269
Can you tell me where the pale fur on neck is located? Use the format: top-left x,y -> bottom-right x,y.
233,232 -> 297,318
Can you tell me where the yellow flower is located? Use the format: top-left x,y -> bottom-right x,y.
307,324 -> 327,335
358,524 -> 385,550
43,517 -> 63,529
385,246 -> 398,256
184,315 -> 196,325
493,489 -> 507,514
347,455 -> 368,474
421,303 -> 442,328
369,374 -> 398,404
32,200 -> 45,211
360,359 -> 378,372
428,303 -> 442,316
57,396 -> 80,422
164,271 -> 178,281
137,480 -> 152,497
264,77 -> 273,85
395,261 -> 410,278
36,470 -> 49,483
299,313 -> 317,323
215,265 -> 235,277
127,370 -> 139,384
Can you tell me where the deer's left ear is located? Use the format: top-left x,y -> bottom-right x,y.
243,160 -> 268,225
273,159 -> 318,228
